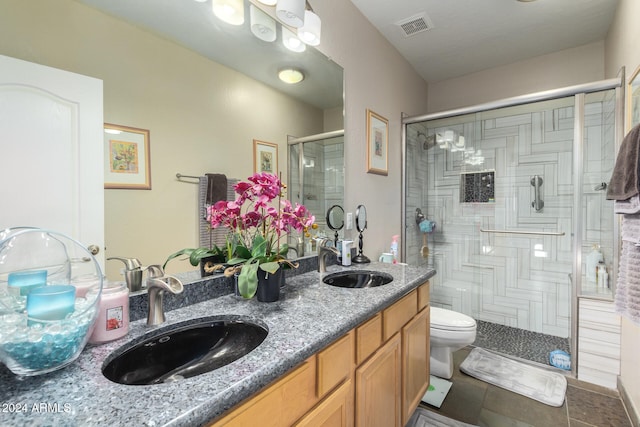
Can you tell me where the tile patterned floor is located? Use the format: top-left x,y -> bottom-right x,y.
474,320 -> 571,366
419,348 -> 633,427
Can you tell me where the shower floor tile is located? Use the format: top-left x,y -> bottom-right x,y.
474,320 -> 571,366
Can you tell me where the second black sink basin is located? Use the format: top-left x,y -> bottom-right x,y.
323,270 -> 393,288
102,317 -> 268,385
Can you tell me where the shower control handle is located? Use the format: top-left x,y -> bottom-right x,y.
531,175 -> 544,212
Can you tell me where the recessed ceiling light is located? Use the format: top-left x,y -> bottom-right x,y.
278,68 -> 304,84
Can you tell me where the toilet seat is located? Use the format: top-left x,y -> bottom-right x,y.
430,306 -> 476,331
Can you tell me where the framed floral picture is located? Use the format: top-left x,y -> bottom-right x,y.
366,109 -> 389,175
253,139 -> 278,174
104,123 -> 151,189
629,65 -> 640,130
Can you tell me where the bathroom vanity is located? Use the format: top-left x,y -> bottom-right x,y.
0,262 -> 434,427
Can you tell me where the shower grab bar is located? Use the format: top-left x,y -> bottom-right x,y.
531,175 -> 544,212
480,228 -> 565,236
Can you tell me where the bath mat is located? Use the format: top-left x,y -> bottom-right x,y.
421,375 -> 452,408
459,348 -> 566,407
407,407 -> 478,427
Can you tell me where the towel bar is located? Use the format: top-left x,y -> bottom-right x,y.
480,228 -> 565,236
176,173 -> 200,181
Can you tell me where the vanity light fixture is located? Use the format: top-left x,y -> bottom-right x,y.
276,0 -> 305,28
212,0 -> 245,26
250,4 -> 276,42
278,68 -> 305,84
298,9 -> 321,46
282,26 -> 306,52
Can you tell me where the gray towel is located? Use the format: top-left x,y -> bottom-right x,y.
606,124 -> 640,201
615,214 -> 640,325
205,173 -> 227,205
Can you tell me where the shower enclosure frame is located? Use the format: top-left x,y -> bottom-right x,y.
401,72 -> 625,377
287,129 -> 345,255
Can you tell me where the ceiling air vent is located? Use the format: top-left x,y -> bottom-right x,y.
396,13 -> 433,37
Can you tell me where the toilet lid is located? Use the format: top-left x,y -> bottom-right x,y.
430,306 -> 476,330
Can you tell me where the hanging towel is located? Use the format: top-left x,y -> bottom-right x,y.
615,213 -> 640,325
606,124 -> 640,201
205,173 -> 227,205
199,177 -> 237,249
615,194 -> 640,215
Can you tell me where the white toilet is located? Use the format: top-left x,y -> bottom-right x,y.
430,306 -> 477,379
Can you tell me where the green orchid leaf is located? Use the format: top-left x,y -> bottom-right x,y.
238,262 -> 259,299
162,248 -> 194,269
235,245 -> 252,260
278,244 -> 289,257
251,234 -> 267,258
259,261 -> 280,274
226,257 -> 247,266
189,247 -> 212,266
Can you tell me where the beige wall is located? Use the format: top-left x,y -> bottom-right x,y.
427,41 -> 605,113
313,0 -> 430,257
604,0 -> 640,417
0,0 -> 326,278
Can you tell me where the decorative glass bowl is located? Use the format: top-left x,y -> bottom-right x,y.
0,228 -> 102,376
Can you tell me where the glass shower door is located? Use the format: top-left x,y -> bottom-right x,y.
287,133 -> 344,256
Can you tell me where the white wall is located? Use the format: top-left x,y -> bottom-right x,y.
313,0 -> 430,257
0,0 -> 325,278
427,42 -> 605,113
0,0 -> 432,275
604,0 -> 640,418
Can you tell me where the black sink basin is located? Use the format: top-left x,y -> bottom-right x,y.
322,270 -> 393,288
102,318 -> 268,385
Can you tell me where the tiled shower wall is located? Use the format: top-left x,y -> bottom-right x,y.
288,139 -> 344,240
406,93 -> 616,339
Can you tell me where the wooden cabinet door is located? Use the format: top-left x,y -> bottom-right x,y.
355,334 -> 401,427
295,379 -> 353,427
401,307 -> 430,426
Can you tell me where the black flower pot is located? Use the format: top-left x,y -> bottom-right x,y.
256,268 -> 283,302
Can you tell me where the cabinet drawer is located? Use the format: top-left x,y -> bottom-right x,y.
211,357 -> 318,427
317,331 -> 354,398
356,313 -> 382,365
295,379 -> 354,427
417,281 -> 430,311
383,290 -> 418,341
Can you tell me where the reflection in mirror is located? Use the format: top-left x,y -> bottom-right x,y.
288,130 -> 344,256
326,205 -> 344,249
47,0 -> 346,279
353,205 -> 370,264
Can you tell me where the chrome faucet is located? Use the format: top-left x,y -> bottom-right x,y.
146,271 -> 184,326
318,238 -> 340,273
107,256 -> 145,292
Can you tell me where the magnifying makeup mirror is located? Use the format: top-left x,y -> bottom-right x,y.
353,204 -> 370,264
326,205 -> 344,249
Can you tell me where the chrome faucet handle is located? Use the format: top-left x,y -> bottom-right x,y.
318,239 -> 340,273
107,257 -> 142,270
145,264 -> 164,279
146,275 -> 184,326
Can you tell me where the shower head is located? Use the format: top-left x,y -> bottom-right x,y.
418,132 -> 436,150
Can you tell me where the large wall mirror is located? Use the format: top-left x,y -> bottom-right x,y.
1,0 -> 344,280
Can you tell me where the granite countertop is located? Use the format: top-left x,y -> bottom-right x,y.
0,262 -> 435,427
